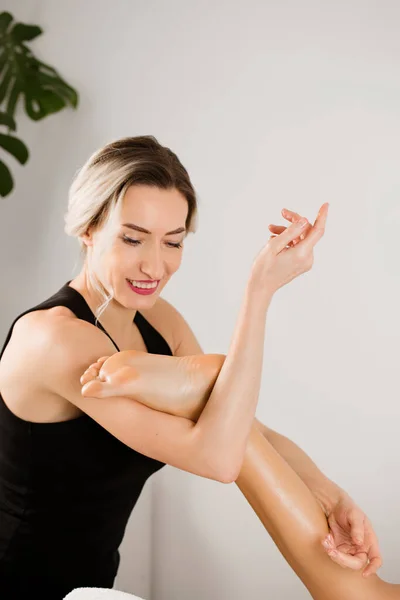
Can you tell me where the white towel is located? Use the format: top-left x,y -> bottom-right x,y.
63,588 -> 145,600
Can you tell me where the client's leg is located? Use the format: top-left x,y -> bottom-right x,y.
81,352 -> 399,600
237,427 -> 399,600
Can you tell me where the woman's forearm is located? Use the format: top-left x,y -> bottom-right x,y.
185,281 -> 273,478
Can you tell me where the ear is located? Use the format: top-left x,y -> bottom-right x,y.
80,227 -> 95,247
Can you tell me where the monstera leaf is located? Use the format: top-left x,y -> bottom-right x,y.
0,11 -> 78,121
0,12 -> 78,197
0,111 -> 29,197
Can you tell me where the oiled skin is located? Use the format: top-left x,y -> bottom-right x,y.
81,350 -> 399,600
81,350 -> 225,421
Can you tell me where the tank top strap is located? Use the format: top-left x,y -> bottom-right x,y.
133,311 -> 172,356
61,284 -> 120,351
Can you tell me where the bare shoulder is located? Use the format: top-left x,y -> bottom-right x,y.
5,307 -> 116,386
4,306 -> 77,362
140,297 -> 203,356
12,304 -> 71,330
12,306 -> 86,350
34,309 -> 116,366
0,307 -> 117,422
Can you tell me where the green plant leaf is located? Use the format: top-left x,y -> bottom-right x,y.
36,67 -> 79,108
25,88 -> 67,120
11,23 -> 42,43
1,14 -> 79,120
0,111 -> 16,130
0,50 -> 7,77
5,79 -> 21,119
0,158 -> 13,197
0,133 -> 29,164
0,63 -> 13,104
0,12 -> 79,200
0,12 -> 13,35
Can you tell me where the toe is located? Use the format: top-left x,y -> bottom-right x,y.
97,356 -> 110,365
81,380 -> 106,398
95,356 -> 110,371
80,366 -> 100,385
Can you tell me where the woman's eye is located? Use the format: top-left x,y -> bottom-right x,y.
122,236 -> 182,249
122,236 -> 141,246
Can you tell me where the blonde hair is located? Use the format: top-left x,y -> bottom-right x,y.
64,135 -> 198,320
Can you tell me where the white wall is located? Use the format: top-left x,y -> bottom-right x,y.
1,1 -> 400,598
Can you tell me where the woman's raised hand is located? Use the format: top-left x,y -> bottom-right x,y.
250,203 -> 329,294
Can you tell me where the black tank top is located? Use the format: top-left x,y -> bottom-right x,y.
0,282 -> 172,598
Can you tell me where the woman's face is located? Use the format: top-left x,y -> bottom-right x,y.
88,185 -> 188,309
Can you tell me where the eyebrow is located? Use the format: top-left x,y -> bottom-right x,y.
122,223 -> 186,236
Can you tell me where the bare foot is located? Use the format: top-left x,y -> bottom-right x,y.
80,356 -> 110,386
80,350 -> 225,420
80,352 -> 141,399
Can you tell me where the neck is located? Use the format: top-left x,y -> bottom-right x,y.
69,269 -> 137,346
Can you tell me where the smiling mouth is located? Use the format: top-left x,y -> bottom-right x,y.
127,279 -> 159,290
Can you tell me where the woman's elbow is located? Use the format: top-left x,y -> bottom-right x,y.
218,469 -> 239,484
208,457 -> 242,484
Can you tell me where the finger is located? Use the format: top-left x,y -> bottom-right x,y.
269,222 -> 311,242
269,233 -> 297,248
272,218 -> 309,254
363,554 -> 383,577
347,510 -> 365,546
334,551 -> 368,570
268,225 -> 301,248
281,209 -> 314,245
269,235 -> 293,249
268,224 -> 287,235
322,543 -> 368,570
269,226 -> 297,248
363,541 -> 382,577
281,208 -> 302,223
272,219 -> 313,243
296,203 -> 329,251
292,234 -> 304,246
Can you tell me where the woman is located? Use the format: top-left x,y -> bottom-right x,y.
0,135 -> 353,598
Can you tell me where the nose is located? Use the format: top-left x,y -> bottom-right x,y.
139,246 -> 164,281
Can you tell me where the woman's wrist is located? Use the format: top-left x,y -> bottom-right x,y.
245,272 -> 276,309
